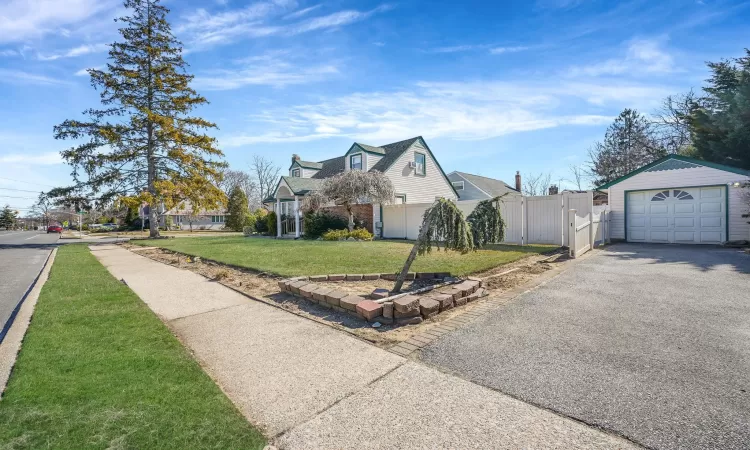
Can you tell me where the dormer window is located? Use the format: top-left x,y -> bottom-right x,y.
350,153 -> 363,171
292,168 -> 300,177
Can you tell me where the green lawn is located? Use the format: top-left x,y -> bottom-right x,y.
132,237 -> 555,277
0,245 -> 265,449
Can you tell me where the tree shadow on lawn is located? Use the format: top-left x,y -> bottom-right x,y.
601,243 -> 750,274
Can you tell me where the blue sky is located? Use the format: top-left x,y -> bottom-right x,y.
1,0 -> 749,212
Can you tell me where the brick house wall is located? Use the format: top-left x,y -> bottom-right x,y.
321,204 -> 374,232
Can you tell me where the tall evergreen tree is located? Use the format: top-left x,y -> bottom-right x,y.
225,185 -> 250,232
588,109 -> 665,186
53,0 -> 226,238
689,49 -> 750,170
0,205 -> 17,230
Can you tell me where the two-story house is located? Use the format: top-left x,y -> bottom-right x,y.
267,136 -> 458,238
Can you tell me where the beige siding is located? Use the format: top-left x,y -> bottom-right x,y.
383,141 -> 456,203
289,166 -> 318,178
368,154 -> 383,170
608,166 -> 750,241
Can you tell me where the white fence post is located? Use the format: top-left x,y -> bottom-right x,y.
568,209 -> 576,258
589,210 -> 594,252
605,210 -> 611,244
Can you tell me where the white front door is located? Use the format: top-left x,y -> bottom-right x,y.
627,186 -> 725,244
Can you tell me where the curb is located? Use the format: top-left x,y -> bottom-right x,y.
0,247 -> 58,398
0,248 -> 55,345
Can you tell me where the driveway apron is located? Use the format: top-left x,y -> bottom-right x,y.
421,244 -> 750,450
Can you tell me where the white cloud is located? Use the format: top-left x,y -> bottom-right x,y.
284,5 -> 322,20
74,65 -> 104,76
430,45 -> 476,54
0,152 -> 62,165
489,46 -> 529,54
568,38 -> 676,77
194,52 -> 339,89
0,0 -> 118,44
0,69 -> 67,85
178,2 -> 392,50
219,79 -> 642,146
37,43 -> 109,61
0,49 -> 18,57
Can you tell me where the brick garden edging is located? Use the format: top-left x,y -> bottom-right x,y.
277,273 -> 487,325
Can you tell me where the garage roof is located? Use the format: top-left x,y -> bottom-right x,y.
596,155 -> 750,190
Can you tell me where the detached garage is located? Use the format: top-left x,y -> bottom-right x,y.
598,155 -> 750,244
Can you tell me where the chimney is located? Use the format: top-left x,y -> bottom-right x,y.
292,154 -> 300,163
548,184 -> 559,195
515,171 -> 521,192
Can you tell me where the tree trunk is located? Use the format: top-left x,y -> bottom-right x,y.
346,204 -> 354,231
145,0 -> 159,239
393,217 -> 431,292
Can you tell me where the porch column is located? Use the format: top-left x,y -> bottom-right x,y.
276,198 -> 282,238
294,195 -> 301,238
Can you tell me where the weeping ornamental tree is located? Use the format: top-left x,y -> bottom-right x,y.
53,0 -> 226,238
392,197 -> 507,292
304,170 -> 395,230
467,196 -> 506,248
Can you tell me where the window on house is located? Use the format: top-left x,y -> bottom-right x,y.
174,215 -> 182,223
350,153 -> 363,171
395,195 -> 406,204
651,190 -> 670,201
211,215 -> 225,223
452,181 -> 464,190
415,152 -> 426,175
292,168 -> 300,177
673,189 -> 694,200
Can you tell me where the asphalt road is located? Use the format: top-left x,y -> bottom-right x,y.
0,230 -> 59,336
421,244 -> 750,450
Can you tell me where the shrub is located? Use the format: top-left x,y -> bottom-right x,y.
265,212 -> 277,235
242,226 -> 254,236
244,212 -> 257,231
348,228 -> 373,241
322,229 -> 350,241
303,211 -> 348,239
254,215 -> 268,234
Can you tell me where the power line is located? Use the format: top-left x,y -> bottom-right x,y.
0,187 -> 41,193
0,176 -> 57,188
0,195 -> 37,200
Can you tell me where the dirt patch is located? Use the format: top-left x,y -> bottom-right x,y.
122,243 -> 566,346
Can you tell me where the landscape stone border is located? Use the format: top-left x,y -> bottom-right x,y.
277,273 -> 486,325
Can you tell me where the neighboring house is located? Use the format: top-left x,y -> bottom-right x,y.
267,136 -> 458,237
161,201 -> 228,230
447,171 -> 520,201
596,155 -> 750,244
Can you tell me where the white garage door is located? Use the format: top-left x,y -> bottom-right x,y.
627,186 -> 726,244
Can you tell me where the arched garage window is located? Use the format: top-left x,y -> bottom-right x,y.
651,190 -> 669,201
673,190 -> 694,200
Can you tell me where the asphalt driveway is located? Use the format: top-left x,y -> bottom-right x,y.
421,244 -> 750,450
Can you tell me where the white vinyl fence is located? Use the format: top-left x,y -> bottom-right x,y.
381,191 -> 602,256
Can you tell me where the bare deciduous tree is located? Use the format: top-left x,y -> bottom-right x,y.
251,155 -> 280,209
220,169 -> 257,207
652,90 -> 697,155
523,172 -> 552,196
567,165 -> 587,191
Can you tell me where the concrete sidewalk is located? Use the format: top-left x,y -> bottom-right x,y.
91,245 -> 637,449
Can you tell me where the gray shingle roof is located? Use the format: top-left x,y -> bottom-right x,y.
311,156 -> 345,179
295,160 -> 324,170
356,143 -> 386,155
280,176 -> 324,195
453,171 -> 519,197
368,137 -> 422,172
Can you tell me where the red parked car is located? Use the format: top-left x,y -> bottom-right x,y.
47,225 -> 63,234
